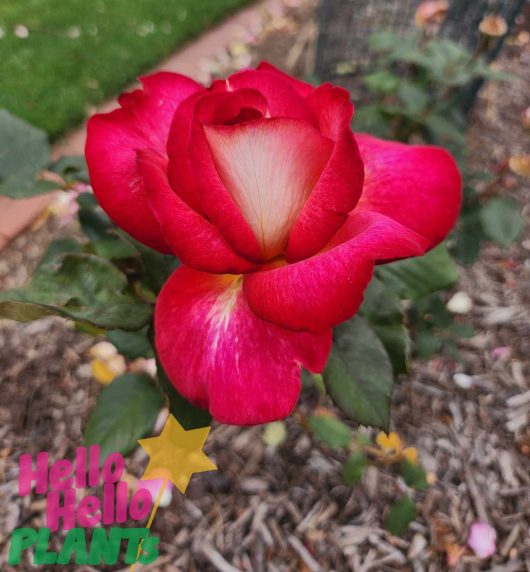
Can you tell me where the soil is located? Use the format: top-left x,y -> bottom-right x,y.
0,1 -> 529,571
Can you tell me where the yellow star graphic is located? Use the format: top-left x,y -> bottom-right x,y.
138,414 -> 217,493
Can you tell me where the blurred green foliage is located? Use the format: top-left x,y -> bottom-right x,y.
0,0 -> 251,138
352,31 -> 506,160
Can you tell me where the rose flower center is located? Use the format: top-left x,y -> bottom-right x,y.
205,117 -> 333,260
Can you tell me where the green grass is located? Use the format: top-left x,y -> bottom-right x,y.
0,0 -> 252,139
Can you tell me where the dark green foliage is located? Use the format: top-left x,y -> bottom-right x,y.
386,495 -> 416,536
325,317 -> 394,430
343,451 -> 366,486
0,241 -> 153,331
0,110 -> 55,197
309,415 -> 353,448
84,373 -> 163,460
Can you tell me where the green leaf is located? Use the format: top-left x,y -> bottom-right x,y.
156,355 -> 211,430
77,193 -> 179,290
39,238 -> 83,264
0,301 -> 56,323
84,373 -> 163,461
454,209 -> 484,265
368,32 -> 421,64
125,236 -> 180,294
414,329 -> 440,358
423,40 -> 475,86
77,193 -> 137,259
423,40 -> 503,87
372,323 -> 410,375
49,155 -> 90,183
398,82 -> 430,115
448,321 -> 474,338
301,369 -> 326,393
400,459 -> 428,490
360,278 -> 409,374
444,339 -> 464,363
75,322 -> 107,337
352,105 -> 392,139
309,415 -> 352,448
386,496 -> 416,536
0,238 -> 82,322
0,177 -> 58,198
368,31 -> 401,52
107,327 -> 154,360
355,431 -> 372,447
324,316 -> 394,430
361,278 -> 402,322
377,243 -> 458,300
343,451 -> 366,486
364,71 -> 400,94
424,113 -> 466,157
0,110 -> 53,198
0,246 -> 152,331
412,293 -> 453,329
479,198 -> 524,247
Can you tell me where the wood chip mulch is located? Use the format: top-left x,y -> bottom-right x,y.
0,1 -> 529,570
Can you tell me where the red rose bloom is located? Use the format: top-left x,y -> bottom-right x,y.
85,63 -> 461,425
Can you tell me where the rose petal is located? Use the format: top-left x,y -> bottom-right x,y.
354,134 -> 462,250
86,72 -> 203,251
137,149 -> 257,274
244,211 -> 428,332
167,88 -> 269,215
194,88 -> 268,126
287,85 -> 364,261
155,267 -> 331,424
204,117 -> 333,259
217,67 -> 316,123
166,90 -> 208,215
256,62 -> 316,98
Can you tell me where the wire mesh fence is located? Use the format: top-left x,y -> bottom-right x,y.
315,0 -> 526,105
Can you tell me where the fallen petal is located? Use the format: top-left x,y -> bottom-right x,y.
467,521 -> 496,559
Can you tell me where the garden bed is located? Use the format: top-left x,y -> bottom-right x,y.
0,1 -> 529,570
